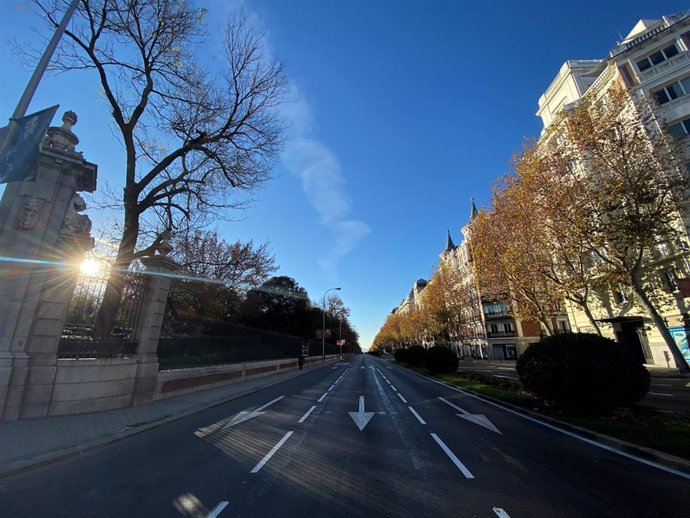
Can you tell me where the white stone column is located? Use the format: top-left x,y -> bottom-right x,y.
0,111 -> 96,420
130,253 -> 179,406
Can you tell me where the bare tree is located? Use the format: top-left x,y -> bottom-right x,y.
166,229 -> 277,323
25,0 -> 287,337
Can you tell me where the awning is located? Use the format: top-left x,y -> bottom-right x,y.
596,316 -> 652,324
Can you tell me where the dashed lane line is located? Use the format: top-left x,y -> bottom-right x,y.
397,392 -> 408,403
493,507 -> 511,518
250,431 -> 294,473
298,405 -> 316,423
430,432 -> 474,479
205,501 -> 229,518
317,392 -> 328,403
408,406 -> 426,425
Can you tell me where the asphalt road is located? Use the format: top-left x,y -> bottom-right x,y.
0,354 -> 688,517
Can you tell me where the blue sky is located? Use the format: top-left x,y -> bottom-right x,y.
1,0 -> 687,349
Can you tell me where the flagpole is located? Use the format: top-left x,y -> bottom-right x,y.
0,0 -> 80,154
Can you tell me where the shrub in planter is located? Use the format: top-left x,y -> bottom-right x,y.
405,345 -> 427,367
425,346 -> 459,374
516,332 -> 650,414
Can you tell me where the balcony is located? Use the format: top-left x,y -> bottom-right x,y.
484,311 -> 511,320
487,330 -> 516,338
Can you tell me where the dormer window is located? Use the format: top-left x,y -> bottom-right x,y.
637,43 -> 680,71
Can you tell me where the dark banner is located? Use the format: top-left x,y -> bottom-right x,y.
0,105 -> 59,184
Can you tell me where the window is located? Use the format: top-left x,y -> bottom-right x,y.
558,321 -> 569,332
661,269 -> 678,292
613,288 -> 628,304
504,322 -> 514,332
637,43 -> 680,71
670,118 -> 690,137
653,77 -> 690,105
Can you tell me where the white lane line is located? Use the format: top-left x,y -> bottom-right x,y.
408,406 -> 426,424
298,405 -> 316,423
250,431 -> 294,473
493,507 -> 511,518
317,392 -> 328,402
256,396 -> 284,412
328,384 -> 336,391
430,432 -> 474,478
390,385 -> 398,392
648,392 -> 674,397
399,366 -> 690,480
397,392 -> 408,403
206,501 -> 229,518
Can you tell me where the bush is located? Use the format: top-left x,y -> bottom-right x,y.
394,348 -> 407,363
426,346 -> 459,374
516,333 -> 650,414
405,345 -> 427,367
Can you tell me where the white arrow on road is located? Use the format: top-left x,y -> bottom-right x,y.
438,397 -> 502,434
223,396 -> 284,429
349,396 -> 375,431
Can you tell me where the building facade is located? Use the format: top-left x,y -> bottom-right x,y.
536,12 -> 690,367
440,201 -> 552,360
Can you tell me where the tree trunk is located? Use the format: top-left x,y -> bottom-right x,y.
630,275 -> 689,373
93,211 -> 139,340
572,297 -> 603,336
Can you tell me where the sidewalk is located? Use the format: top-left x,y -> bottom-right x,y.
0,361 -> 334,476
457,359 -> 689,379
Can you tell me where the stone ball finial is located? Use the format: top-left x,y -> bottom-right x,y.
45,110 -> 80,153
62,111 -> 78,130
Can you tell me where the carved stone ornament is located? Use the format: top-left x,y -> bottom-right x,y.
16,196 -> 44,230
60,194 -> 92,237
44,111 -> 80,154
156,229 -> 173,256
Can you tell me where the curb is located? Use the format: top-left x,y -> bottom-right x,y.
391,363 -> 690,476
0,360 -> 340,478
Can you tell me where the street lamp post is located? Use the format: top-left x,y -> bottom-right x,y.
322,287 -> 341,364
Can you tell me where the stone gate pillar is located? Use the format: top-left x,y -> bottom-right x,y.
130,246 -> 179,406
0,111 -> 96,420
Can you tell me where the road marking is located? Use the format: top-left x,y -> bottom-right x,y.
438,397 -> 502,434
317,392 -> 328,403
408,406 -> 426,424
206,501 -> 229,518
493,507 -> 511,518
250,431 -> 294,473
648,392 -> 674,397
398,366 -> 690,480
390,385 -> 398,392
222,396 -> 285,429
397,392 -> 408,403
430,433 -> 474,478
328,384 -> 336,391
298,405 -> 316,423
349,395 -> 376,431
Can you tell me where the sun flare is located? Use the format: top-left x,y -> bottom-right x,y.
79,258 -> 101,276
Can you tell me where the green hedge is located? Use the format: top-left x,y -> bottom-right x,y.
516,333 -> 650,414
425,346 -> 459,374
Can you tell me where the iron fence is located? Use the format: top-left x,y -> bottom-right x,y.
58,268 -> 145,358
158,314 -> 337,370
